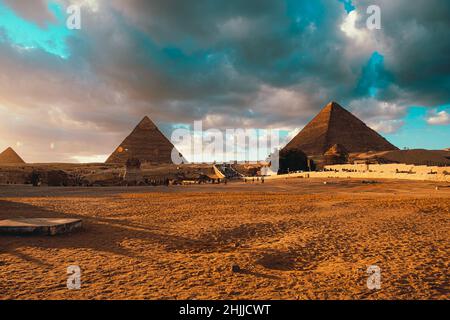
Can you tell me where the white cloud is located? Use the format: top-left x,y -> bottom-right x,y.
426,110 -> 450,125
340,11 -> 368,44
348,98 -> 407,134
349,98 -> 407,120
367,119 -> 404,134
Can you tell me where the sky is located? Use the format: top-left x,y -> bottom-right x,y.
0,0 -> 449,163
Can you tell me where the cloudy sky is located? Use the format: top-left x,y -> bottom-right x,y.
0,0 -> 449,163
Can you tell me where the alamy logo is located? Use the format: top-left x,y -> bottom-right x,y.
67,265 -> 81,290
66,5 -> 81,30
170,121 -> 280,171
366,5 -> 381,30
366,265 -> 381,290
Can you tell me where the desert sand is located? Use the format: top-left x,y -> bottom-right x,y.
0,178 -> 449,300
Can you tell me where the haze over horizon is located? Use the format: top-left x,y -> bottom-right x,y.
0,0 -> 449,163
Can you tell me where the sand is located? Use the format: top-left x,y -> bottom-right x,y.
0,178 -> 449,300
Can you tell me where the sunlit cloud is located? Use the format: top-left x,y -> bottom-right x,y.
426,110 -> 450,126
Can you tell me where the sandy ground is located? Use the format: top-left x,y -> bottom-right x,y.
0,178 -> 449,300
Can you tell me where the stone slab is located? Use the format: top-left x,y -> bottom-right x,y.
0,218 -> 82,236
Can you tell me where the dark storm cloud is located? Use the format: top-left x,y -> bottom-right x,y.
84,0 -> 357,124
353,0 -> 450,106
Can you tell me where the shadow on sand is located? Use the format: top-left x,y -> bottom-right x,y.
0,200 -> 217,266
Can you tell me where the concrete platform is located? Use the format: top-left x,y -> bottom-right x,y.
0,218 -> 82,236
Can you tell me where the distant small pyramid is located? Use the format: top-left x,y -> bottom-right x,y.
324,144 -> 348,156
0,147 -> 26,164
284,102 -> 398,155
106,116 -> 184,164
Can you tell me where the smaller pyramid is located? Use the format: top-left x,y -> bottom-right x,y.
0,147 -> 26,164
324,144 -> 348,157
106,116 -> 183,164
324,144 -> 349,165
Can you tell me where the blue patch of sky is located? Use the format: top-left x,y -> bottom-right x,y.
48,1 -> 65,21
278,130 -> 292,145
337,0 -> 356,14
356,51 -> 394,98
0,0 -> 72,59
286,0 -> 326,31
171,123 -> 191,130
385,105 -> 450,150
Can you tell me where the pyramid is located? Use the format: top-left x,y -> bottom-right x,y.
284,102 -> 398,156
0,147 -> 26,164
106,116 -> 183,164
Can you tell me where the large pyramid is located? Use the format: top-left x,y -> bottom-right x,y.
0,147 -> 26,164
284,102 -> 398,156
106,116 -> 183,164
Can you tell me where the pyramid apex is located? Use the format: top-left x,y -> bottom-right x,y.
136,115 -> 157,129
3,146 -> 16,153
324,101 -> 344,110
139,115 -> 152,123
